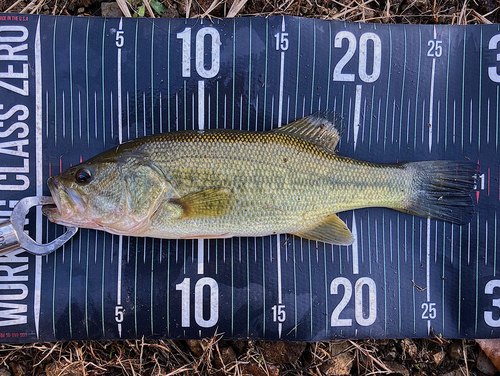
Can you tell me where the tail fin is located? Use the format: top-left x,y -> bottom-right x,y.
401,161 -> 477,225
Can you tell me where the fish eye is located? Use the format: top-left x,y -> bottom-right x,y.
75,168 -> 92,185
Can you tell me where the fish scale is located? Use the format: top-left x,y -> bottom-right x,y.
44,114 -> 475,245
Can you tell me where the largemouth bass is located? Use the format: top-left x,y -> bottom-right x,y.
43,113 -> 476,245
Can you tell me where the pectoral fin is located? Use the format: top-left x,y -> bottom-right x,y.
293,214 -> 354,245
170,188 -> 233,219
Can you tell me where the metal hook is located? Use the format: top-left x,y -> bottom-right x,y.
0,196 -> 78,256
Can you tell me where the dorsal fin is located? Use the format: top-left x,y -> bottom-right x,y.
271,111 -> 342,153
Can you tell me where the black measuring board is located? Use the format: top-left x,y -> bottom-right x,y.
0,14 -> 499,343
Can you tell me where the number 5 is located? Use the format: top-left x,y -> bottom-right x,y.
115,30 -> 124,48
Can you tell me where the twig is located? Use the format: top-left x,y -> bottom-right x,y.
116,0 -> 132,17
227,0 -> 248,17
144,0 -> 155,18
185,0 -> 192,18
30,0 -> 47,14
471,9 -> 492,23
20,0 -> 36,13
458,0 -> 468,24
198,0 -> 223,18
462,339 -> 470,376
349,340 -> 392,374
4,0 -> 24,12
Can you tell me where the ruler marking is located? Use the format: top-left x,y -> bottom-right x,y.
231,239 -> 234,335
134,239 -> 138,335
368,212 -> 371,274
476,215 -> 480,334
166,241 -> 170,335
151,21 -> 155,133
390,218 -> 393,263
62,91 -> 66,139
69,238 -> 74,338
117,18 -> 123,144
391,99 -> 396,145
470,99 -> 473,145
497,87 -> 499,152
277,18 -> 286,127
86,18 -> 90,146
326,22 -> 332,109
352,211 -> 359,275
78,92 -> 82,139
412,217 -> 415,333
495,212 -> 497,278
376,98 -> 381,145
324,242 -> 328,335
34,18 -> 43,339
442,224 -> 446,332
382,212 -> 387,334
52,251 -> 57,336
277,235 -> 283,338
353,85 -> 362,151
435,222 -> 438,264
478,27 -> 483,151
486,220 -> 489,266
294,24 -> 301,119
117,235 -> 123,337
426,218 -> 431,334
487,98 -> 490,145
421,101 -> 425,146
383,27 -> 392,151
308,241 -> 313,339
232,20 -> 235,129
263,19 -> 269,129
144,92 -> 147,135
461,28 -> 466,152
362,98 -> 367,144
110,92 -> 113,140
437,101 -> 440,145
101,236 -> 106,336
428,26 -> 437,153
310,20 -> 316,113
101,19 -> 106,146
413,27 -> 422,151
445,28 -> 451,151
397,214 -> 401,334
116,20 -> 125,337
53,17 -> 58,146
151,240 -> 154,335
399,26 -> 407,151
69,19 -> 74,146
85,231 -> 89,336
262,241 -> 266,336
458,226 -> 463,333
247,239 -> 250,336
426,26 -> 437,333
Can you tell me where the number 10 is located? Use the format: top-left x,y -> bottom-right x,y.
177,27 -> 221,79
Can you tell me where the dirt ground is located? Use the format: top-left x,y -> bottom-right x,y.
1,0 -> 500,374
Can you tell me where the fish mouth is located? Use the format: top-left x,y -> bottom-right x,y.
42,176 -> 62,220
43,176 -> 86,223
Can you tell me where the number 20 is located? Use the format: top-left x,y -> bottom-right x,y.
333,31 -> 382,83
330,277 -> 377,327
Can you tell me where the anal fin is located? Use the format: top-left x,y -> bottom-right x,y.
293,214 -> 354,245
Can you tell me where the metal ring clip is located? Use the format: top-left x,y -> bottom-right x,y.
0,196 -> 78,256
